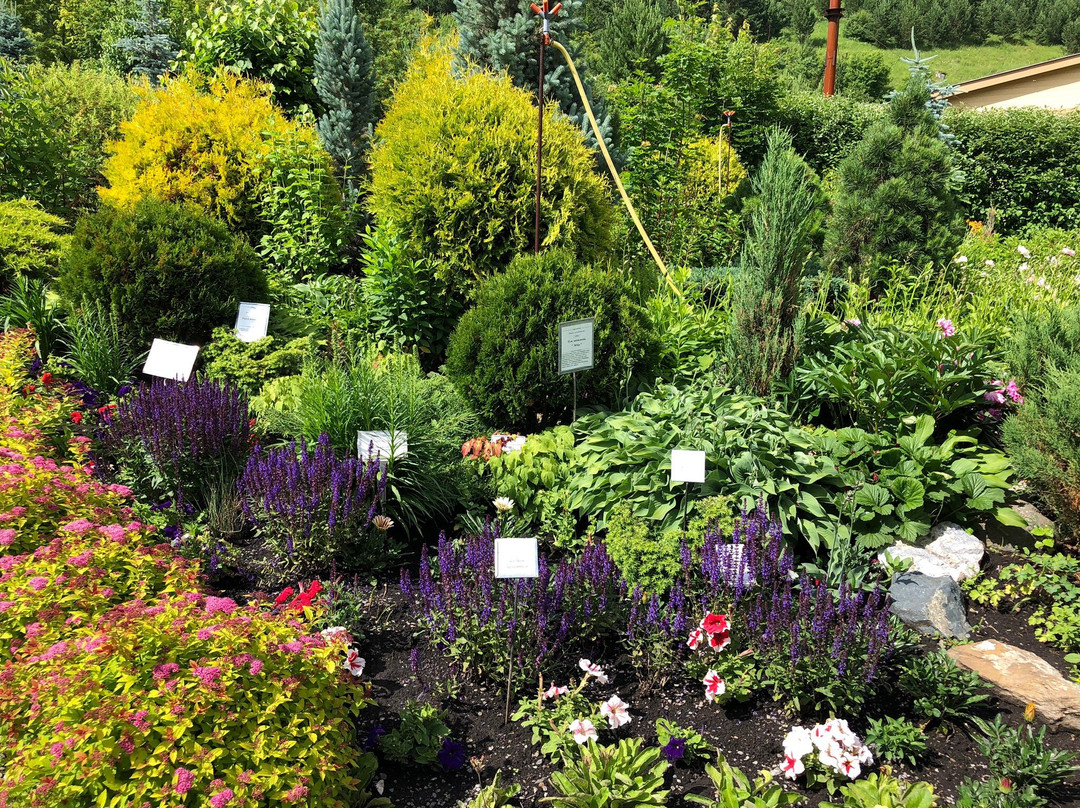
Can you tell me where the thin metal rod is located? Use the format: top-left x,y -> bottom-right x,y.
534,34 -> 545,254
572,371 -> 577,422
504,583 -> 519,724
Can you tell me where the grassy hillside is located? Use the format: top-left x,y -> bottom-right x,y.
813,19 -> 1066,89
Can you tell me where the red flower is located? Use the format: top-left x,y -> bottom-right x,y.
291,580 -> 323,609
71,412 -> 83,424
274,587 -> 294,605
42,372 -> 53,386
702,613 -> 729,636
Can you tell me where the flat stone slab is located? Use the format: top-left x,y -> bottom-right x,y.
947,640 -> 1080,731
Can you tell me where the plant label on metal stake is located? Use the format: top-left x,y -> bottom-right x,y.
559,318 -> 593,422
143,338 -> 199,382
671,449 -> 706,533
495,537 -> 538,724
234,302 -> 270,343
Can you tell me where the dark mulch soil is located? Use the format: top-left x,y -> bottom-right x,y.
321,549 -> 1080,808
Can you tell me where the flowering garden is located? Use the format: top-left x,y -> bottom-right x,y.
5,0 -> 1080,806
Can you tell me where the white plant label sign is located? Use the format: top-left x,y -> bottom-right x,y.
670,449 -> 706,484
143,339 -> 199,382
558,317 -> 595,374
494,537 -> 539,579
234,302 -> 270,343
357,430 -> 408,461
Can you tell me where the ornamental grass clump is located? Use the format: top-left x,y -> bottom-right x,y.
239,433 -> 386,582
401,521 -> 628,688
102,378 -> 252,511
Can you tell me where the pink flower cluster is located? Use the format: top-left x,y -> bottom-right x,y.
686,612 -> 731,652
984,379 -> 1024,406
780,719 -> 873,781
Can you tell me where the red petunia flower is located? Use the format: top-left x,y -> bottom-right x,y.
71,412 -> 83,424
274,587 -> 294,605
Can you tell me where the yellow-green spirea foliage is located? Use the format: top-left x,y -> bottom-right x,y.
367,40 -> 615,291
99,69 -> 341,244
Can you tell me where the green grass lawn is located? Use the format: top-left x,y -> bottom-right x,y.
809,19 -> 1067,89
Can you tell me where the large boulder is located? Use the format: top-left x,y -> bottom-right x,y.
888,571 -> 971,639
879,522 -> 984,582
948,640 -> 1080,732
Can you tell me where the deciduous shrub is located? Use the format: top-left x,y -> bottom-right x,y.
202,326 -> 313,398
775,92 -> 885,175
447,251 -> 660,429
367,41 -> 614,290
58,198 -> 268,347
179,0 -> 318,109
0,200 -> 69,288
0,61 -> 138,220
100,70 -> 340,247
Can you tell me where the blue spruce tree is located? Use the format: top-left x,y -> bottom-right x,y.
314,0 -> 375,196
112,0 -> 177,86
454,0 -> 613,152
0,1 -> 33,62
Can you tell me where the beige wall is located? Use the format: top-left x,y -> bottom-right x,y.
952,64 -> 1080,110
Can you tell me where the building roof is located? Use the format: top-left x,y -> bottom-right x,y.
952,52 -> 1080,95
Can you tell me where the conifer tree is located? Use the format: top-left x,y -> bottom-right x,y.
314,0 -> 375,195
112,0 -> 178,85
454,0 -> 613,151
825,46 -> 964,288
726,129 -> 823,398
0,1 -> 33,61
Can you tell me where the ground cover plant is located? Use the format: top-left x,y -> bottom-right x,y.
5,4 -> 1080,806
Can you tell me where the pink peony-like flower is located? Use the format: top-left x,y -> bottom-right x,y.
175,768 -> 195,795
1005,379 -> 1024,404
937,318 -> 955,338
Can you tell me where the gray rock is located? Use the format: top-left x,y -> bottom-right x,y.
888,571 -> 971,639
982,500 -> 1054,553
878,522 -> 984,582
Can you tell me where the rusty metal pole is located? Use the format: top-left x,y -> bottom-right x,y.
824,0 -> 843,97
531,2 -> 560,254
535,31 -> 545,254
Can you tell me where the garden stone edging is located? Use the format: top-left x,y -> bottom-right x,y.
887,571 -> 971,639
878,521 -> 985,582
947,640 -> 1080,732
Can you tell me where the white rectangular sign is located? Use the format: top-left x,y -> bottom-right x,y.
559,318 -> 595,374
671,449 -> 706,484
494,537 -> 539,579
143,338 -> 199,382
357,430 -> 408,460
234,302 -> 270,343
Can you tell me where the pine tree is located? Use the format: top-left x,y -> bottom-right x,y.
726,129 -> 823,398
789,0 -> 818,41
112,0 -> 178,86
314,0 -> 375,195
454,0 -> 613,151
825,50 -> 964,288
0,1 -> 33,61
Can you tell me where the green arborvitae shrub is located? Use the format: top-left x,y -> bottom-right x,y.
726,129 -> 822,398
825,70 -> 964,289
314,0 -> 375,194
57,199 -> 268,348
1003,306 -> 1080,537
0,200 -> 69,289
0,3 -> 33,60
367,41 -> 614,291
446,250 -> 660,430
454,0 -> 613,151
111,0 -> 178,85
201,326 -> 314,398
